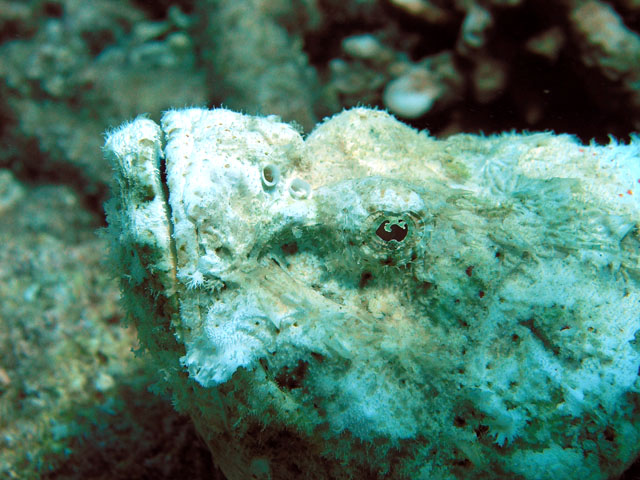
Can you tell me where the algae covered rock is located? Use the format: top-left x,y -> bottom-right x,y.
104,107 -> 640,479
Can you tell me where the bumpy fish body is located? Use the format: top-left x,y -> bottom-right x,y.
105,107 -> 640,480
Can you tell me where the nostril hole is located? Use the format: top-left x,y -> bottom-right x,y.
261,164 -> 280,189
289,178 -> 311,199
375,219 -> 408,242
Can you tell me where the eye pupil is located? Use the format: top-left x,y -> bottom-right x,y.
375,219 -> 409,242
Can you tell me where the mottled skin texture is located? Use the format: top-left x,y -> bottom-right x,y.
105,107 -> 640,480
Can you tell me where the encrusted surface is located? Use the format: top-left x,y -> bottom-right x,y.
105,107 -> 640,480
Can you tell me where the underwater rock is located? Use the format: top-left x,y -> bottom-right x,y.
570,0 -> 640,90
195,0 -> 322,131
0,0 -> 206,200
104,107 -> 640,480
383,52 -> 462,119
0,177 -> 133,477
